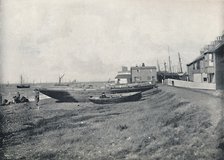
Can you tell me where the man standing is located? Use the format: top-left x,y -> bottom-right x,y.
34,89 -> 40,109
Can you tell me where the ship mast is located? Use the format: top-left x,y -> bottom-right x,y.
168,46 -> 172,73
20,75 -> 23,84
164,62 -> 167,72
168,56 -> 172,73
178,52 -> 183,73
157,59 -> 160,72
58,74 -> 65,85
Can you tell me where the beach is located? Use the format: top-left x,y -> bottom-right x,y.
1,86 -> 224,159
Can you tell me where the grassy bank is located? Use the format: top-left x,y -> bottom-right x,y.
0,88 -> 223,159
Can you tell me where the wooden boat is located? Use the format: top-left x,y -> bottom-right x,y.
17,84 -> 30,88
38,83 -> 155,102
17,75 -> 30,88
54,83 -> 69,86
110,83 -> 155,93
38,88 -> 107,102
89,92 -> 142,104
54,74 -> 69,86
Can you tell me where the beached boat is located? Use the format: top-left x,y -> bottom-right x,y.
89,92 -> 142,104
38,83 -> 156,102
110,83 -> 155,93
17,75 -> 30,88
38,88 -> 106,102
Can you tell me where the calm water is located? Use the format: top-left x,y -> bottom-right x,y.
0,82 -> 108,101
0,84 -> 50,101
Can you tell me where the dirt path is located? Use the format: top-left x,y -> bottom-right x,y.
159,85 -> 224,128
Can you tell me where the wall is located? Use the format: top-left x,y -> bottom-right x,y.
165,79 -> 216,90
131,68 -> 157,83
115,78 -> 129,84
193,73 -> 202,82
215,44 -> 224,90
187,64 -> 194,81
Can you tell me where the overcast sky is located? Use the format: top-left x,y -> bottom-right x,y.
1,0 -> 223,83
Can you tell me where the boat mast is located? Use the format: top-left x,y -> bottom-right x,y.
58,74 -> 65,85
178,52 -> 183,73
20,75 -> 23,84
157,59 -> 160,72
164,62 -> 167,72
168,46 -> 172,73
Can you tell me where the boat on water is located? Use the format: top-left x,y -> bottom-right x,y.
89,92 -> 142,104
17,84 -> 30,88
54,74 -> 70,86
54,83 -> 69,86
17,75 -> 30,88
38,83 -> 155,102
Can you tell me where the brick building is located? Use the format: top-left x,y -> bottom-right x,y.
131,64 -> 157,83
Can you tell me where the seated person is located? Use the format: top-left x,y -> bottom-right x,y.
2,99 -> 8,106
100,92 -> 107,98
13,95 -> 21,103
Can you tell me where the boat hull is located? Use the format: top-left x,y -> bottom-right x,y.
38,84 -> 155,102
39,88 -> 109,102
89,92 -> 142,104
17,85 -> 30,88
110,84 -> 154,93
54,84 -> 69,86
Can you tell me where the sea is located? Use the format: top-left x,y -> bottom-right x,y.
0,81 -> 111,102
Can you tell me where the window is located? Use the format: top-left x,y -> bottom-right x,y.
211,53 -> 214,62
203,77 -> 207,82
197,61 -> 200,69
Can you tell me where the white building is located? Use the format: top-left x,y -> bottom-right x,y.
114,66 -> 131,84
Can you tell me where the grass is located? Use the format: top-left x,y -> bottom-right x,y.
0,88 -> 223,159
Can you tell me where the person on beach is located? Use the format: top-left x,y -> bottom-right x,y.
13,92 -> 21,103
17,92 -> 20,99
100,92 -> 107,98
34,89 -> 40,108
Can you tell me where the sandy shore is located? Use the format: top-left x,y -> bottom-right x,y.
0,88 -> 224,160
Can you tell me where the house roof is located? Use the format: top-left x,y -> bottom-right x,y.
187,54 -> 205,66
131,66 -> 156,70
214,41 -> 224,52
115,74 -> 131,79
187,39 -> 224,66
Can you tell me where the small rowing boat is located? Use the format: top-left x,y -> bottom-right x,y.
89,92 -> 142,104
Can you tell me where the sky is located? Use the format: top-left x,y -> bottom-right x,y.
0,0 -> 224,83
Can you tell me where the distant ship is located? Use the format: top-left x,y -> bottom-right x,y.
54,74 -> 69,86
17,75 -> 30,88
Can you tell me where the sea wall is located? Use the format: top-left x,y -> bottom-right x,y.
164,79 -> 216,90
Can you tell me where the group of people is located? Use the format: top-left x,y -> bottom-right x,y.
1,89 -> 40,107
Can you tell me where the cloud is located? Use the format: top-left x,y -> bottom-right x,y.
1,0 -> 223,83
